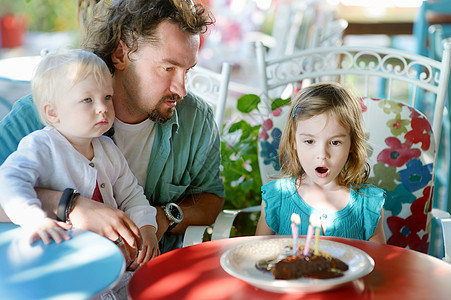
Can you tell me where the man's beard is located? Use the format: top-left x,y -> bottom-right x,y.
148,94 -> 182,123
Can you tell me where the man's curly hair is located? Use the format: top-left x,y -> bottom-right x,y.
80,0 -> 214,74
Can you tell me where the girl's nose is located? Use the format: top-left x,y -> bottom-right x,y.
317,145 -> 330,160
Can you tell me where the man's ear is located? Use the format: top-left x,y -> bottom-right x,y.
44,104 -> 59,124
111,40 -> 128,71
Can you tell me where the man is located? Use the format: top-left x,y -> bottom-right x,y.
0,0 -> 224,263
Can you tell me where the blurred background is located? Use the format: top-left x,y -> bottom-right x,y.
2,0 -> 450,257
0,0 -> 424,109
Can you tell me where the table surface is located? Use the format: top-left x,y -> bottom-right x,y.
0,55 -> 41,82
0,223 -> 125,299
129,235 -> 451,300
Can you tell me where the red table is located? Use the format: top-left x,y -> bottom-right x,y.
128,236 -> 451,299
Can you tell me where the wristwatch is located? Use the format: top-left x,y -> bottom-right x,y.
163,202 -> 184,232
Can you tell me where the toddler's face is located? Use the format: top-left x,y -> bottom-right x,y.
295,112 -> 351,187
50,74 -> 115,140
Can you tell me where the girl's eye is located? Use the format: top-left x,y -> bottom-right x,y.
304,139 -> 314,144
331,140 -> 342,146
82,98 -> 92,103
105,95 -> 112,101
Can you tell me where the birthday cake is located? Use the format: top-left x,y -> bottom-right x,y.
257,213 -> 348,280
257,247 -> 349,280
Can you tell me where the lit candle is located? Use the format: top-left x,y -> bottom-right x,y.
303,220 -> 314,256
312,215 -> 322,256
314,226 -> 320,255
291,213 -> 300,256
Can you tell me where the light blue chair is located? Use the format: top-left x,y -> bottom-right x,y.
413,0 -> 451,57
411,1 -> 451,257
0,55 -> 40,121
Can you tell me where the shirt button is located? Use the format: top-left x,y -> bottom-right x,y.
89,162 -> 95,167
100,183 -> 105,188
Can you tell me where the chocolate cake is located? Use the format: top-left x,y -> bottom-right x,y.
257,248 -> 349,280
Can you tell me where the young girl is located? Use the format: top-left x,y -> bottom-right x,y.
256,82 -> 386,243
0,49 -> 160,264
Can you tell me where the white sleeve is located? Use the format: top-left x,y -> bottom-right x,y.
0,133 -> 50,228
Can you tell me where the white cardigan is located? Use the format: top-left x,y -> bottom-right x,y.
0,127 -> 157,230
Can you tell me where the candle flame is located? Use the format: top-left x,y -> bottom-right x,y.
291,213 -> 300,225
309,213 -> 321,227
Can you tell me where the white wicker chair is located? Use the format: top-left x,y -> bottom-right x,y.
181,62 -> 232,247
204,41 -> 451,256
254,41 -> 451,255
186,62 -> 232,129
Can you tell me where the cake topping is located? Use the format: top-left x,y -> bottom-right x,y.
256,246 -> 349,280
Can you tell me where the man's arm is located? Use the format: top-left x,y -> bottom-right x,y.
155,192 -> 225,239
1,187 -> 141,249
156,96 -> 225,237
35,188 -> 141,248
0,95 -> 43,164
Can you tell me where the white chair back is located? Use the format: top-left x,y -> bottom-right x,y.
255,41 -> 451,253
186,62 -> 232,129
256,41 -> 451,148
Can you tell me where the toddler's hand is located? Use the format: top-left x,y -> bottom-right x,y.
29,217 -> 72,245
132,225 -> 160,269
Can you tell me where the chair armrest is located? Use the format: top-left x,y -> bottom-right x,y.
211,206 -> 261,241
438,218 -> 451,263
182,225 -> 210,248
431,208 -> 451,219
182,205 -> 261,247
432,208 -> 451,263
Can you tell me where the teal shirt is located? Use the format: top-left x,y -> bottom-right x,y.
262,178 -> 385,240
0,93 -> 225,252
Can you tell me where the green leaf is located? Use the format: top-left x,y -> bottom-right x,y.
237,94 -> 261,113
271,97 -> 291,111
228,120 -> 247,133
221,93 -> 265,211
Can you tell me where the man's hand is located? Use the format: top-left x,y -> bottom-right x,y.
68,195 -> 142,255
34,188 -> 142,262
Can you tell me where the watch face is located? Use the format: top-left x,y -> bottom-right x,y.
167,203 -> 183,223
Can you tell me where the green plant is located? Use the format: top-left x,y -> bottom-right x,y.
221,94 -> 263,210
220,94 -> 290,237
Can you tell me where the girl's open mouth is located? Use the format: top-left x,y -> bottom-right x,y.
315,167 -> 329,178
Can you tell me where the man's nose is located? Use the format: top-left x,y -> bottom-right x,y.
169,72 -> 187,98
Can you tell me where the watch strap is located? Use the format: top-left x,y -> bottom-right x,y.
57,188 -> 79,223
167,221 -> 177,232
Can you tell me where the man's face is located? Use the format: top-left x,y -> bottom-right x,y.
118,20 -> 200,123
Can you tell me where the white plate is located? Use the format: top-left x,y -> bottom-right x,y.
220,237 -> 374,294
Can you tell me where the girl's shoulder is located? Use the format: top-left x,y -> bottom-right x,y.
352,184 -> 385,212
354,184 -> 386,198
262,177 -> 296,192
261,178 -> 297,200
